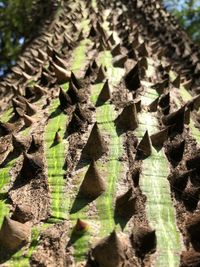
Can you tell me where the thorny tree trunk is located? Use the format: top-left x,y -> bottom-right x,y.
0,0 -> 200,266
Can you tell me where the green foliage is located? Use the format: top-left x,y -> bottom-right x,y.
164,0 -> 200,43
0,0 -> 33,74
0,0 -> 53,76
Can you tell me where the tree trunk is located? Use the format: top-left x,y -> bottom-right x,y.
0,0 -> 200,266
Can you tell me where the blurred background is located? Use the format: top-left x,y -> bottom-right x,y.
164,0 -> 200,42
0,0 -> 199,77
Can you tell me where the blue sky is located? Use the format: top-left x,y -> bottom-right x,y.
164,0 -> 200,11
164,0 -> 188,11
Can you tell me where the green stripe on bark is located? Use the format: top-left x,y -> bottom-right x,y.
135,87 -> 182,267
45,97 -> 69,222
91,83 -> 124,235
170,71 -> 200,140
